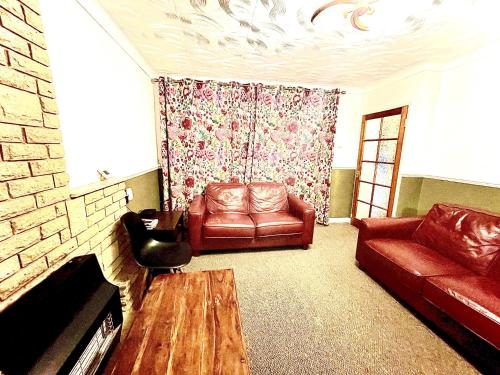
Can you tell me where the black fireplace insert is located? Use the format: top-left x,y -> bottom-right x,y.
0,254 -> 122,375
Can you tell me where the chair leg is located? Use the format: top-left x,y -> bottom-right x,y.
143,268 -> 153,296
171,267 -> 183,274
303,245 -> 309,250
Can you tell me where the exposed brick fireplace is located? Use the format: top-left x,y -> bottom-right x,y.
0,0 -> 144,319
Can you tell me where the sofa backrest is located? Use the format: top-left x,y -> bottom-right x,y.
205,183 -> 248,214
248,182 -> 288,214
412,203 -> 500,276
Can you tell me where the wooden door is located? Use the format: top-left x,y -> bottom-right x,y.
351,106 -> 408,223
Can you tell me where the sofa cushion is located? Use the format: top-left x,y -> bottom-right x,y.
364,239 -> 472,293
205,183 -> 248,214
423,274 -> 500,348
248,182 -> 288,213
203,213 -> 255,238
413,203 -> 500,276
487,254 -> 500,283
250,212 -> 303,237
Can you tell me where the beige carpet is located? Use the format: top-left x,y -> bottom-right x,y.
185,224 -> 479,375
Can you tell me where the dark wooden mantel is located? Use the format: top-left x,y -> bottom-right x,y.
104,269 -> 251,375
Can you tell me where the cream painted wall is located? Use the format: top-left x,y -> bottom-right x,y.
39,0 -> 158,188
361,68 -> 442,176
429,45 -> 500,185
37,0 -> 500,192
354,43 -> 500,215
332,92 -> 363,168
361,44 -> 500,186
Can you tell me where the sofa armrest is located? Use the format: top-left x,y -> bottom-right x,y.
288,193 -> 315,245
358,217 -> 423,241
355,217 -> 423,266
188,195 -> 207,251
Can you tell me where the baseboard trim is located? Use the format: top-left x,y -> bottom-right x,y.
329,218 -> 350,223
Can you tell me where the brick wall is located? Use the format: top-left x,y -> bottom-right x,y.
0,0 -> 144,313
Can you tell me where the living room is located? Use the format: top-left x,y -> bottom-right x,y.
0,0 -> 499,374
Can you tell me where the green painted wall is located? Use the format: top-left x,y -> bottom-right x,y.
396,176 -> 500,216
329,168 -> 355,218
395,177 -> 423,217
130,169 -> 499,219
125,167 -> 357,218
417,178 -> 500,214
125,169 -> 161,213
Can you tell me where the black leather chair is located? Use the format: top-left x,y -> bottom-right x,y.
121,212 -> 192,274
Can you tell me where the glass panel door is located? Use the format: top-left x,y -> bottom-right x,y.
352,106 -> 408,221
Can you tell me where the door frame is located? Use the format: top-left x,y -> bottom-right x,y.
351,106 -> 408,225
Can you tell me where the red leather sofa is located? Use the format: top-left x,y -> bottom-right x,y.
188,182 -> 315,256
356,203 -> 500,370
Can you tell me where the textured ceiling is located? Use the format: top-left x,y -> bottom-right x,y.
96,0 -> 500,88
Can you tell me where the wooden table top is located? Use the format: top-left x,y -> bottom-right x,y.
104,269 -> 251,375
152,210 -> 183,231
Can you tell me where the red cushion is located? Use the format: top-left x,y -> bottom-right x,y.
488,255 -> 500,283
423,274 -> 500,348
365,239 -> 472,293
248,182 -> 288,213
203,213 -> 254,238
250,212 -> 303,237
413,203 -> 500,275
205,183 -> 248,214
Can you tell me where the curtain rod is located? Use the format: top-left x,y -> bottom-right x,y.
151,78 -> 346,94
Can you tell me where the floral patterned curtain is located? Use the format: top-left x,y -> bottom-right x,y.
159,77 -> 340,225
251,85 -> 338,224
159,77 -> 256,211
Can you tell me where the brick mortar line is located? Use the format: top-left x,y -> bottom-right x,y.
6,50 -> 52,83
0,38 -> 33,60
0,4 -> 41,32
19,1 -> 40,16
0,122 -> 48,129
0,80 -> 41,96
21,12 -> 43,34
0,6 -> 24,22
1,23 -> 45,50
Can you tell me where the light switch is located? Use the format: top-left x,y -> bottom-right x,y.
125,187 -> 133,203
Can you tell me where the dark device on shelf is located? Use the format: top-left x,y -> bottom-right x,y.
140,208 -> 157,218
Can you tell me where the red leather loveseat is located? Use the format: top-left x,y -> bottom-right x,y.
188,182 -> 315,256
355,203 -> 500,370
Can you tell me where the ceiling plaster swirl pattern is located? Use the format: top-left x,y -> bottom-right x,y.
97,0 -> 500,88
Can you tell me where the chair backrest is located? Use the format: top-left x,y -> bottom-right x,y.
120,212 -> 148,258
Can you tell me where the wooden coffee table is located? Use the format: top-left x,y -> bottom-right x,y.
104,269 -> 250,375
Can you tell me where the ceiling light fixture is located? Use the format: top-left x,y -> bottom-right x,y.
311,0 -> 379,31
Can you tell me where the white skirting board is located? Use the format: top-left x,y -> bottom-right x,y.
329,218 -> 350,224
